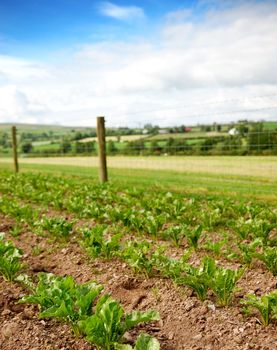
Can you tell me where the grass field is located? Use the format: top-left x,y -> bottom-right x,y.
79,134 -> 147,142
148,131 -> 227,140
1,155 -> 276,202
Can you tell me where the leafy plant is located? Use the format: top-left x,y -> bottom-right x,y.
122,241 -> 155,278
115,333 -> 160,350
82,225 -> 121,259
36,216 -> 75,239
162,226 -> 185,247
177,257 -> 216,301
0,232 -> 24,281
184,225 -> 203,250
236,238 -> 262,267
203,238 -> 226,257
210,266 -> 244,307
144,215 -> 165,239
79,295 -> 160,350
241,291 -> 277,326
255,247 -> 277,276
20,273 -> 103,335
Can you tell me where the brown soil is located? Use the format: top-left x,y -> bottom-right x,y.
0,214 -> 276,350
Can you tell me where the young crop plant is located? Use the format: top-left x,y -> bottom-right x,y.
0,233 -> 24,281
177,257 -> 244,305
200,208 -> 222,230
122,241 -> 164,278
36,215 -> 75,239
115,333 -> 160,350
203,238 -> 226,257
161,225 -> 185,247
241,291 -> 277,326
20,273 -> 103,335
184,225 -> 203,250
79,295 -> 160,350
159,251 -> 191,282
255,246 -> 277,276
177,257 -> 217,301
236,239 -> 262,267
121,209 -> 145,233
144,214 -> 165,239
209,265 -> 244,307
233,218 -> 253,240
252,220 -> 275,245
81,225 -> 122,259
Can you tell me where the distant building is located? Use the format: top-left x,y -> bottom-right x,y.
158,129 -> 169,134
228,128 -> 239,136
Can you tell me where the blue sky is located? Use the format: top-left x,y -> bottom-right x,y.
0,1 -> 196,57
0,0 -> 277,126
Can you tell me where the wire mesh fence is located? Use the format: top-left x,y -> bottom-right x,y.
0,123 -> 277,181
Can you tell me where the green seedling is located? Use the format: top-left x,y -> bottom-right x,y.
20,273 -> 103,335
37,216 -> 75,239
241,291 -> 277,326
184,225 -> 203,250
115,333 -> 160,350
255,247 -> 277,276
162,226 -> 185,247
177,257 -> 216,301
82,225 -> 121,259
79,295 -> 160,350
0,233 -> 24,281
210,266 -> 244,307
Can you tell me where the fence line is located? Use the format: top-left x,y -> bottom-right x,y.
0,120 -> 276,185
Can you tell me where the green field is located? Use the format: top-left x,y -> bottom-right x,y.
0,159 -> 276,349
1,155 -> 276,202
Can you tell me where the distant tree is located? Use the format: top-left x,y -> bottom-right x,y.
107,140 -> 117,155
21,142 -> 33,154
60,139 -> 71,153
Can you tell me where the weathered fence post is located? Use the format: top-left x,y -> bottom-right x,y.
11,126 -> 19,173
96,116 -> 108,183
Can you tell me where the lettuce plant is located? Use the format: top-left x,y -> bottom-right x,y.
79,295 -> 160,350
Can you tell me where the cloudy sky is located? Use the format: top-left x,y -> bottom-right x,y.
0,0 -> 277,127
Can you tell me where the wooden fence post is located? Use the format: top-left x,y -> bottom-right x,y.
11,126 -> 19,173
96,116 -> 108,183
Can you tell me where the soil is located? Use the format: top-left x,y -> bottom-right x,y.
0,213 -> 276,350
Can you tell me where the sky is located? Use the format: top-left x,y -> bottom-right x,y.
0,0 -> 277,127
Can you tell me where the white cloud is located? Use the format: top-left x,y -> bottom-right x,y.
0,1 -> 277,127
98,2 -> 145,21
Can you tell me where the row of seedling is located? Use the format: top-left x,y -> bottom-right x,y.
1,192 -> 276,277
0,232 -> 161,349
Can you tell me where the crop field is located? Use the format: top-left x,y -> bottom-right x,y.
1,155 -> 276,178
0,168 -> 276,350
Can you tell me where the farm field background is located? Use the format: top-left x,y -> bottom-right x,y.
0,169 -> 276,350
0,155 -> 276,202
